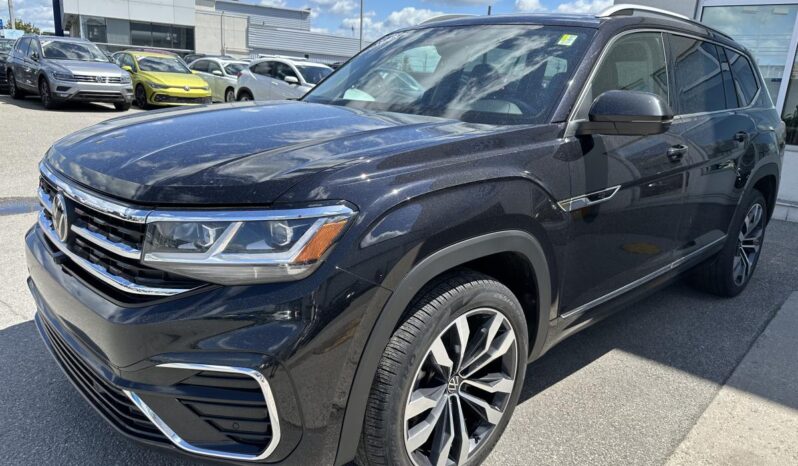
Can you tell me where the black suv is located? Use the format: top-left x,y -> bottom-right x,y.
26,7 -> 784,466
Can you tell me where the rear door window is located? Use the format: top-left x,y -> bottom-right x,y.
725,48 -> 760,107
669,35 -> 727,114
191,59 -> 209,72
16,38 -> 30,57
577,32 -> 669,119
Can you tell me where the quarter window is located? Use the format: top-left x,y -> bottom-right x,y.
725,49 -> 759,107
670,35 -> 727,114
577,33 -> 668,119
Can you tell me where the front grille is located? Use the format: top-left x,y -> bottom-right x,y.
73,91 -> 125,101
38,173 -> 202,299
40,317 -> 169,444
176,371 -> 274,451
153,94 -> 211,104
73,74 -> 123,83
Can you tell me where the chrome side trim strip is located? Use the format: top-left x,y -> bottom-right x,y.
40,163 -> 150,224
147,204 -> 355,223
37,212 -> 190,296
560,235 -> 727,319
71,225 -> 142,260
558,185 -> 621,212
124,363 -> 281,462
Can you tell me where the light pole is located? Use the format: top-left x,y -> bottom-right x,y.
7,0 -> 15,29
359,0 -> 363,50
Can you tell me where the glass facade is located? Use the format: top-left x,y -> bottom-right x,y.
78,15 -> 194,52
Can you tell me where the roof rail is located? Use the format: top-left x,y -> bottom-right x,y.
419,14 -> 477,25
598,4 -> 735,41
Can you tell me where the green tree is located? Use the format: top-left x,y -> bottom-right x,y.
8,19 -> 41,34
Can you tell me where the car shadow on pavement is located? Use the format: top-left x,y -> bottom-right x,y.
0,94 -> 122,113
519,220 -> 798,412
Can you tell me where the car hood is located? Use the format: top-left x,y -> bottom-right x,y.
44,101 -> 493,205
140,71 -> 208,88
48,59 -> 124,76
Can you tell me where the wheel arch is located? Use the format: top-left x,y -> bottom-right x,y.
747,162 -> 780,221
236,87 -> 253,100
334,230 -> 552,465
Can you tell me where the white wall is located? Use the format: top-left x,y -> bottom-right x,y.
194,10 -> 248,56
62,0 -> 195,27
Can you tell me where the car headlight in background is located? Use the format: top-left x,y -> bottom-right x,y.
141,205 -> 356,285
147,81 -> 169,89
120,74 -> 131,84
53,72 -> 74,81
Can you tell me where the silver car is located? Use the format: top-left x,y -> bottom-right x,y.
235,57 -> 332,101
5,35 -> 133,110
188,57 -> 249,103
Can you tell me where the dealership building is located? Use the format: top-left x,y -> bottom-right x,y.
53,0 -> 363,63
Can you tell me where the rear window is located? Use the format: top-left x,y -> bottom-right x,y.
670,35 -> 727,114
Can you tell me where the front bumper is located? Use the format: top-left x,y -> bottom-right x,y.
51,78 -> 133,103
146,86 -> 212,106
25,222 -> 390,464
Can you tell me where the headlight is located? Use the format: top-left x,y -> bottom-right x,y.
142,205 -> 355,285
147,81 -> 168,89
120,74 -> 131,84
53,72 -> 74,81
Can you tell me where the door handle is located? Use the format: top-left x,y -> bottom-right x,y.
667,144 -> 688,163
734,131 -> 749,143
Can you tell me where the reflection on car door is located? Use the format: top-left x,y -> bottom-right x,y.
667,35 -> 753,257
250,61 -> 276,100
13,38 -> 31,89
25,38 -> 41,89
560,32 -> 691,316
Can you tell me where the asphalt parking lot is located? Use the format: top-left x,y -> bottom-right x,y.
1,94 -> 797,465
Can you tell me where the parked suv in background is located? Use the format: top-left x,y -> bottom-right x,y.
26,7 -> 783,466
0,38 -> 15,93
188,57 -> 249,102
6,35 -> 133,110
236,56 -> 332,100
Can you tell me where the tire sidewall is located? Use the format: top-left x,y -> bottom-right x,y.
384,280 -> 528,466
719,189 -> 768,295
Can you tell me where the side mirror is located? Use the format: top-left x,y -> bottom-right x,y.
31,51 -> 39,61
577,90 -> 673,137
212,69 -> 223,76
121,65 -> 133,73
284,75 -> 299,85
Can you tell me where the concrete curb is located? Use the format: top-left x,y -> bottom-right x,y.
773,201 -> 798,223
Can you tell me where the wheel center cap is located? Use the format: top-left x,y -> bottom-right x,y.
447,375 -> 462,394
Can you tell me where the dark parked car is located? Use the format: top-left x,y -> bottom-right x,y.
0,38 -> 15,92
5,35 -> 133,110
26,6 -> 784,466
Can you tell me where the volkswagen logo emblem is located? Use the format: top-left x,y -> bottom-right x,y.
95,76 -> 105,83
52,193 -> 70,243
183,85 -> 190,92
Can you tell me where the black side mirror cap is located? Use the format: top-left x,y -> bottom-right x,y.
577,90 -> 673,137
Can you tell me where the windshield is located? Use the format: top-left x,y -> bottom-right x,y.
137,56 -> 190,73
297,65 -> 332,84
225,63 -> 248,75
305,25 -> 593,125
41,40 -> 108,62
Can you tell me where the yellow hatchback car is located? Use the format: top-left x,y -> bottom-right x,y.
113,51 -> 212,108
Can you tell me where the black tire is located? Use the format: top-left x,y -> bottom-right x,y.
358,270 -> 528,466
135,85 -> 150,109
690,189 -> 768,297
39,77 -> 59,110
224,88 -> 235,102
237,90 -> 253,101
114,101 -> 132,111
8,72 -> 24,99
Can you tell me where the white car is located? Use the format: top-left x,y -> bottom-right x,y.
235,57 -> 332,101
188,57 -> 249,102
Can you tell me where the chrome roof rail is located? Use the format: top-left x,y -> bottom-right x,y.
419,14 -> 477,25
599,4 -> 691,20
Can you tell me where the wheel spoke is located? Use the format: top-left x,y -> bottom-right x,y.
428,398 -> 455,466
461,315 -> 503,372
429,337 -> 454,379
452,395 -> 471,464
739,246 -> 751,279
462,330 -> 515,379
406,385 -> 447,421
453,317 -> 470,374
406,394 -> 448,453
459,391 -> 503,425
462,373 -> 515,394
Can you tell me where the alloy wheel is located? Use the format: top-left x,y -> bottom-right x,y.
404,308 -> 518,466
39,80 -> 50,107
8,74 -> 16,97
733,202 -> 764,286
135,86 -> 148,108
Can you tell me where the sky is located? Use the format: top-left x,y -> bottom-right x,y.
0,0 -> 613,40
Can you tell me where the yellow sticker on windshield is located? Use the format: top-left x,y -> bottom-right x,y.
557,34 -> 578,46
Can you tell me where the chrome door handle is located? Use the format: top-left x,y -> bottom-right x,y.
667,144 -> 688,163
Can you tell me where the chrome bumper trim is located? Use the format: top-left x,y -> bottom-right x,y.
37,212 -> 190,297
124,363 -> 281,462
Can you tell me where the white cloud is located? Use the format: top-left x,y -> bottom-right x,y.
422,0 -> 493,6
260,0 -> 288,7
340,7 -> 445,41
308,0 -> 356,17
555,0 -> 613,14
515,0 -> 545,12
310,26 -> 330,34
2,0 -> 55,32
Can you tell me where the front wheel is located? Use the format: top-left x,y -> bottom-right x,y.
135,85 -> 150,109
690,189 -> 767,297
358,271 -> 528,466
39,78 -> 59,110
114,101 -> 131,111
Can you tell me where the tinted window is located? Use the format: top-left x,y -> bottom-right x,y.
208,61 -> 223,75
670,35 -> 727,114
725,49 -> 759,107
15,38 -> 29,56
225,63 -> 247,75
296,65 -> 332,84
578,32 -> 668,119
137,56 -> 190,73
191,60 -> 208,72
26,39 -> 39,59
274,62 -> 298,80
306,25 -> 594,125
252,61 -> 274,77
